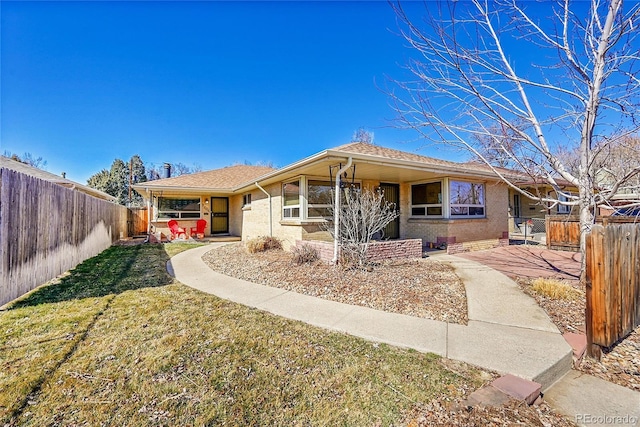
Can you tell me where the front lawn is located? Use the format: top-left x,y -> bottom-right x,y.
1,243 -> 486,426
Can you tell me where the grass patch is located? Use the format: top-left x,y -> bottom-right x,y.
1,242 -> 486,426
531,278 -> 582,301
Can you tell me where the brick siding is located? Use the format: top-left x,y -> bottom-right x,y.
295,239 -> 423,263
447,238 -> 510,254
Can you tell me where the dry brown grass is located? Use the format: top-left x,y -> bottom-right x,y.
1,242 -> 491,426
245,236 -> 283,253
531,278 -> 582,301
290,243 -> 320,265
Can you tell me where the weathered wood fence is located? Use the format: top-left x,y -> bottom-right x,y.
128,207 -> 148,236
586,223 -> 640,355
547,215 -> 639,251
546,215 -> 581,251
0,168 -> 129,306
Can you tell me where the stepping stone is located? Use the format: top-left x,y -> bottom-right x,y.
563,332 -> 587,363
491,374 -> 542,405
463,386 -> 511,408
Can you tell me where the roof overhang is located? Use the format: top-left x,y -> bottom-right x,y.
131,184 -> 235,199
235,149 -> 512,193
133,147 -> 520,199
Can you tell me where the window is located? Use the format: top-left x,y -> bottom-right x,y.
283,180 -> 300,218
307,180 -> 333,218
411,182 -> 443,217
513,194 -> 521,218
557,194 -> 571,214
450,181 -> 485,217
243,193 -> 252,207
158,198 -> 201,219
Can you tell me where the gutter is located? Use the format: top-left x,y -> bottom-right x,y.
332,157 -> 353,264
255,182 -> 272,237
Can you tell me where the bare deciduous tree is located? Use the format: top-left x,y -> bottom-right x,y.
352,127 -> 375,144
389,0 -> 640,280
3,151 -> 47,170
325,188 -> 399,267
471,120 -> 530,169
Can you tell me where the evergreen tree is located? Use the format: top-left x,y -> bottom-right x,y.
86,155 -> 149,206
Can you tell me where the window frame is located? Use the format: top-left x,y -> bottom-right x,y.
157,197 -> 201,220
410,181 -> 444,218
449,180 -> 486,218
557,193 -> 572,214
306,179 -> 334,219
282,179 -> 301,219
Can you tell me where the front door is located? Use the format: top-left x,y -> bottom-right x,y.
211,197 -> 229,234
379,183 -> 400,239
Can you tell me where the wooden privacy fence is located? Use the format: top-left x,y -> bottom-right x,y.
128,207 -> 148,236
547,215 -> 640,251
0,168 -> 128,306
586,223 -> 640,354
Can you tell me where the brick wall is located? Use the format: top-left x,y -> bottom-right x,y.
295,239 -> 423,263
294,240 -> 335,262
447,238 -> 510,254
366,239 -> 423,260
242,182 -> 304,249
402,180 -> 509,245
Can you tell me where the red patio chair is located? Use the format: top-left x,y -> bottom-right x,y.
190,219 -> 207,238
167,219 -> 187,239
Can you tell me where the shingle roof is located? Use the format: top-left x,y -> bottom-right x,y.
0,156 -> 116,201
140,164 -> 276,190
330,142 -> 519,176
330,142 -> 460,168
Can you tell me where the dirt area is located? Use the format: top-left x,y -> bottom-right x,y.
458,245 -> 640,392
203,243 -> 468,324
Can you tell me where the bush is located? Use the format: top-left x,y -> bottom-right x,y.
291,244 -> 320,265
246,236 -> 283,253
531,278 -> 582,301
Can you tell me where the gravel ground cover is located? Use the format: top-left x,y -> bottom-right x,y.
203,243 -> 468,324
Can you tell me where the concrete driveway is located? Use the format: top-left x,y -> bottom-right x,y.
455,245 -> 582,281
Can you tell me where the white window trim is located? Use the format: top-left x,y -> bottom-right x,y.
282,178 -> 302,220
243,193 -> 252,207
306,177 -> 334,219
156,197 -> 202,220
410,180 -> 445,218
305,176 -> 362,220
449,179 -> 486,218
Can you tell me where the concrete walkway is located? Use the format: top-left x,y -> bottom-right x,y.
167,243 -> 640,426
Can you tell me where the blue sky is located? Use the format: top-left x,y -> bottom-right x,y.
1,0 -> 466,184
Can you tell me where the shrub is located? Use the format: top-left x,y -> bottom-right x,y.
291,244 -> 320,265
531,278 -> 582,301
246,236 -> 283,253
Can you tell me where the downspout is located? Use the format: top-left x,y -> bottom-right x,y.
332,157 -> 353,264
144,189 -> 152,243
255,182 -> 272,237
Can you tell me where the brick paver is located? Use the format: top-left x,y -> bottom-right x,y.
456,245 -> 581,281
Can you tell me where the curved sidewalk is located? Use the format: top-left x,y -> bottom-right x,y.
167,243 -> 572,390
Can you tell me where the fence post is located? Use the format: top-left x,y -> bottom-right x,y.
585,225 -> 603,359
